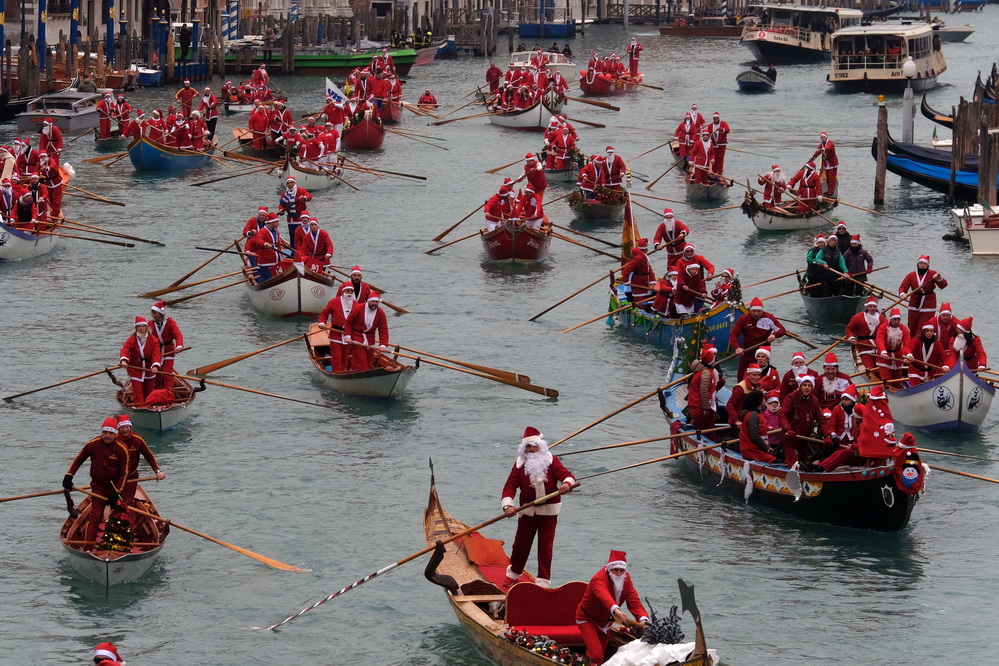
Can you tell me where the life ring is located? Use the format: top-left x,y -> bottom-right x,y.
674,19 -> 687,27
758,30 -> 767,39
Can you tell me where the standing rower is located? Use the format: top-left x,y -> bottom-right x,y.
119,317 -> 161,405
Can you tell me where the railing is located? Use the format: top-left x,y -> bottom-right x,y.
832,53 -> 905,71
519,6 -> 573,24
744,23 -> 817,43
606,4 -> 659,19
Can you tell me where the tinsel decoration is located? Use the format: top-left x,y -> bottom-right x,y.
99,504 -> 134,553
728,277 -> 743,305
641,599 -> 686,645
504,629 -> 592,665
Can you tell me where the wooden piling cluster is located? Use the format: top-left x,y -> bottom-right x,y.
949,98 -> 999,205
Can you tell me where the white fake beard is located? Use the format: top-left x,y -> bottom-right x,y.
886,326 -> 903,349
664,218 -> 675,234
823,377 -> 837,397
953,335 -> 968,352
791,365 -> 807,377
864,312 -> 880,331
523,451 -> 550,485
609,572 -> 626,600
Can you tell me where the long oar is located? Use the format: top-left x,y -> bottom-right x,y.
191,164 -> 273,186
64,190 -> 124,206
821,197 -> 913,224
392,344 -> 530,383
741,271 -> 800,289
4,367 -> 112,402
323,267 -> 407,315
430,111 -> 495,126
59,219 -> 164,246
65,183 -> 126,205
630,198 -> 663,217
384,127 -> 449,150
353,344 -> 559,398
343,163 -> 427,181
430,230 -> 480,255
435,96 -> 481,120
926,465 -> 999,485
36,229 -> 135,247
163,277 -> 250,306
806,338 -> 846,366
72,486 -> 306,571
565,116 -> 605,129
558,427 -> 730,456
530,270 -> 615,322
550,223 -> 620,248
139,269 -> 250,298
126,366 -> 333,409
918,448 -> 999,463
629,141 -> 671,163
632,80 -> 665,91
560,296 -> 655,334
486,157 -> 524,174
565,95 -> 620,111
726,147 -> 781,160
188,334 -> 307,375
0,476 -> 158,504
550,231 -> 620,259
168,239 -> 240,287
82,151 -> 127,163
644,159 -> 685,191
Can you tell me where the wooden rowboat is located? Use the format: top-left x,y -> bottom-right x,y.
127,136 -> 216,173
424,472 -> 714,665
375,100 -> 404,124
736,69 -> 775,92
851,348 -> 994,433
0,218 -> 62,261
237,244 -> 338,318
742,190 -> 838,232
659,388 -> 919,531
280,158 -> 343,191
797,272 -> 866,325
578,71 -> 642,96
60,484 -> 168,586
489,93 -> 567,131
305,323 -> 417,397
545,166 -> 579,184
94,130 -> 131,152
341,116 -> 386,150
231,127 -> 286,160
107,370 -> 204,431
569,191 -> 626,222
684,178 -> 730,202
481,218 -> 552,263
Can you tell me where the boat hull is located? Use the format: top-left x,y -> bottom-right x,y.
116,375 -> 197,431
244,265 -> 336,318
741,34 -> 827,62
341,118 -> 386,150
489,95 -> 566,131
578,72 -> 641,96
800,291 -> 865,324
224,49 -> 416,77
232,127 -> 286,160
481,223 -> 552,263
135,68 -> 163,86
95,135 -> 132,152
306,324 -> 416,397
545,167 -> 579,183
570,199 -> 625,222
829,74 -> 939,94
127,136 -> 214,173
660,25 -> 743,38
281,160 -> 341,191
736,70 -> 775,92
375,101 -> 403,124
0,221 -> 60,261
686,179 -> 730,201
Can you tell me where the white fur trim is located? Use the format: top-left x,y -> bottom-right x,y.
535,578 -> 551,588
94,650 -> 117,660
505,565 -> 522,580
606,560 -> 628,571
501,496 -> 515,509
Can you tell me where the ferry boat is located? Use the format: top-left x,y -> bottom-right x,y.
740,4 -> 863,62
828,22 -> 946,93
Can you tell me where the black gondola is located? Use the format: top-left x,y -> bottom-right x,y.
920,94 -> 954,129
885,131 -> 979,172
872,137 -> 999,202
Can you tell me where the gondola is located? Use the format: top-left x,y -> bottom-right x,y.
305,323 -> 416,397
0,218 -> 63,261
684,177 -> 730,202
659,387 -> 919,531
920,94 -> 954,129
60,484 -> 169,586
851,348 -> 994,433
578,71 -> 642,96
231,127 -> 286,160
236,242 -> 338,317
736,69 -> 775,92
481,218 -> 552,263
885,130 -> 978,171
94,130 -> 131,152
0,88 -> 34,122
127,136 -> 216,173
424,473 -> 715,666
608,293 -> 747,374
280,157 -> 343,191
797,272 -> 866,324
106,369 -> 204,431
874,137 -> 999,201
742,189 -> 838,232
341,116 -> 386,150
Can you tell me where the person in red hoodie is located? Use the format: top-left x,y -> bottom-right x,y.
64,419 -> 130,548
730,297 -> 787,380
898,254 -> 948,333
687,344 -> 723,437
815,353 -> 854,409
294,218 -> 335,271
148,300 -> 185,389
779,374 -> 829,466
575,551 -> 649,664
619,238 -> 656,305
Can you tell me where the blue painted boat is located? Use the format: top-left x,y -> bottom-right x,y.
135,67 -> 163,87
736,69 -> 775,92
607,294 -> 747,374
127,136 -> 215,173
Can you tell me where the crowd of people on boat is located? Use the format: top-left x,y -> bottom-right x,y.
0,123 -> 68,230
484,57 -> 570,112
483,153 -> 550,232
585,37 -> 644,81
802,226 -> 874,297
672,104 -> 731,185
755,132 -> 839,213
315,268 -> 391,373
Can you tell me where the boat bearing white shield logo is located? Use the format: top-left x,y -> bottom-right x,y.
311,286 -> 326,298
0,231 -> 8,246
932,386 -> 954,411
967,387 -> 984,412
268,289 -> 286,301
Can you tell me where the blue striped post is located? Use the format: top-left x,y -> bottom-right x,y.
226,1 -> 239,40
291,0 -> 299,23
70,0 -> 79,46
191,17 -> 200,60
221,8 -> 229,43
37,0 -> 47,70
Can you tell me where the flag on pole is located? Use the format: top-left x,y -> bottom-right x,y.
620,193 -> 639,263
325,77 -> 346,104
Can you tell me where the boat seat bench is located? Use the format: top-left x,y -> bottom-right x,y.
505,580 -> 587,646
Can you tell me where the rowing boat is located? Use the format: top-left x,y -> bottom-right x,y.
341,116 -> 386,150
569,190 -> 626,222
481,218 -> 552,263
94,131 -> 131,152
742,189 -> 838,232
659,387 -> 920,531
736,69 -> 775,92
107,370 -> 204,431
851,348 -> 994,433
305,323 -> 417,397
375,100 -> 403,124
236,244 -> 337,317
578,71 -> 642,96
280,158 -> 343,191
424,472 -> 715,665
60,484 -> 168,586
797,272 -> 865,324
489,93 -> 567,131
231,127 -> 286,160
0,218 -> 62,261
608,293 -> 747,374
684,178 -> 730,202
127,136 -> 216,173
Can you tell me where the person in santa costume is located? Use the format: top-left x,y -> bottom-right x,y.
96,93 -> 115,139
876,309 -> 911,384
650,268 -> 678,318
674,260 -> 707,315
319,282 -> 359,372
344,293 -> 390,371
187,110 -> 209,151
738,390 -> 781,464
778,374 -> 830,467
93,641 -> 127,666
652,208 -> 689,267
672,112 -> 697,162
119,317 -> 161,405
948,317 -> 989,371
687,129 -> 715,185
726,363 -> 763,434
484,184 -> 516,232
485,62 -> 504,93
625,37 -> 643,77
709,268 -> 736,305
243,205 -> 270,240
730,297 -> 787,380
904,323 -> 950,385
64,419 -> 130,549
809,131 -> 839,198
619,238 -> 656,306
246,214 -> 286,283
198,86 -> 220,140
787,161 -> 821,213
342,266 -> 373,302
294,218 -> 335,271
248,105 -> 271,150
115,414 -> 166,507
757,164 -> 787,211
845,295 -> 885,371
517,184 -> 545,230
603,146 -> 627,189
763,390 -> 784,450
575,550 -> 649,663
38,118 -> 64,155
927,302 -> 959,352
0,178 -> 16,221
500,427 -> 574,588
517,153 -> 548,197
687,344 -> 723,438
898,254 -> 947,332
707,112 -> 730,174
174,79 -> 199,118
148,301 -> 184,390
675,243 -> 715,281
815,353 -> 854,409
278,176 -> 312,249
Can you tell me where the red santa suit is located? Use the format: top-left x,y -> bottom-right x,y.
113,97 -> 132,124
576,159 -> 606,198
248,107 -> 271,149
730,300 -> 787,380
67,429 -> 130,546
188,116 -> 209,150
517,187 -> 544,229
522,157 -> 547,196
121,116 -> 142,140
688,133 -> 715,185
146,115 -> 166,143
875,314 -> 911,383
651,275 -> 677,317
653,211 -> 689,266
486,63 -> 504,93
96,95 -> 115,138
812,133 -> 839,197
779,382 -> 829,466
726,376 -> 763,430
278,181 -> 312,247
116,422 -> 162,507
148,306 -> 184,389
787,162 -> 821,212
39,162 -> 65,218
674,266 -> 707,314
39,121 -> 64,155
321,101 -> 347,129
816,367 -> 854,410
707,116 -> 730,174
0,182 -> 15,220
294,222 -> 335,271
319,286 -> 359,372
269,106 -> 294,136
120,321 -> 162,405
168,120 -> 193,150
673,115 -> 697,159
175,83 -> 199,117
845,301 -> 886,370
927,306 -> 959,352
949,319 -> 988,371
548,129 -> 576,169
344,298 -> 389,371
905,332 -> 948,385
575,555 -> 649,664
898,258 -> 948,332
243,208 -> 269,239
251,65 -> 270,86
484,189 -> 515,231
626,39 -> 643,77
757,166 -> 787,209
604,149 -> 627,188
501,430 -> 574,586
246,223 -> 285,282
620,245 -> 656,302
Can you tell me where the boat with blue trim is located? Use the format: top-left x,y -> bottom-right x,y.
127,136 -> 217,173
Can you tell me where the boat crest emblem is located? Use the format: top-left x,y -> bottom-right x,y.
881,485 -> 895,508
758,30 -> 767,39
932,385 -> 954,411
311,286 -> 326,298
0,231 -> 8,247
269,288 -> 286,300
967,387 -> 984,412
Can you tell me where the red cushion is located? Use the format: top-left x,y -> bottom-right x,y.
508,625 -> 583,645
506,581 -> 588,626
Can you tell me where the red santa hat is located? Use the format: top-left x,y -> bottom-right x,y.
889,309 -> 902,320
684,112 -> 692,119
922,322 -> 935,330
257,205 -> 269,213
150,301 -> 167,315
183,78 -> 191,84
957,317 -> 973,332
820,131 -> 828,138
823,353 -> 839,366
339,281 -> 355,294
771,164 -> 780,171
900,432 -> 917,450
133,316 -> 147,328
813,235 -> 825,246
309,218 -> 320,227
366,293 -> 381,303
700,343 -> 716,364
766,391 -> 781,404
606,550 -> 628,571
682,243 -> 695,252
136,109 -> 145,118
746,364 -> 762,375
499,186 -> 512,196
806,161 -> 816,169
265,213 -> 279,223
606,146 -> 615,153
691,103 -> 698,110
524,183 -> 535,192
850,234 -> 861,244
865,295 -> 879,307
869,386 -> 887,400
749,297 -> 764,310
685,262 -> 701,271
836,222 -> 847,230
522,426 -> 543,446
756,346 -> 771,357
663,208 -> 674,217
939,303 -> 952,315
722,268 -> 735,279
917,255 -> 930,265
350,266 -> 362,276
796,374 -> 815,385
116,414 -> 133,427
43,117 -> 55,125
636,238 -> 649,251
791,351 -> 806,363
712,111 -> 720,118
94,642 -> 122,662
100,418 -> 119,434
841,384 -> 858,401
525,153 -> 536,161
667,268 -> 679,276
1,179 -> 9,185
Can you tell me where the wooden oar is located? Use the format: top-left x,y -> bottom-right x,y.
687,164 -> 734,188
560,296 -> 655,334
82,151 -> 127,163
432,202 -> 485,242
917,448 -> 999,463
392,344 -> 530,383
68,128 -> 97,143
191,164 -> 274,186
565,116 -> 605,129
565,95 -> 620,111
0,476 -> 158,504
550,223 -> 620,248
63,190 -> 126,207
558,427 -> 730,456
65,183 -> 126,206
35,229 -> 135,247
821,197 -> 913,223
139,269 -> 251,298
103,153 -> 131,168
127,366 -> 333,409
881,288 -> 919,315
486,157 -> 524,175
530,271 -> 615,322
784,329 -> 819,350
926,465 -> 999,485
630,198 -> 662,217
693,204 -> 743,212
352,343 -> 559,398
628,141 -> 672,163
430,111 -> 495,126
761,282 -> 820,301
60,219 -> 164,246
3,367 -> 111,402
322,267 -> 407,315
741,271 -> 800,289
177,147 -> 234,169
168,239 -> 240,287
435,96 -> 481,120
307,162 -> 360,192
163,277 -> 250,306
384,127 -> 449,150
550,231 -> 620,259
71,486 -> 306,571
807,338 -> 845,366
644,158 -> 685,191
343,163 -> 426,181
188,334 -> 307,375
630,192 -> 687,205
726,147 -> 781,160
632,80 -> 665,91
